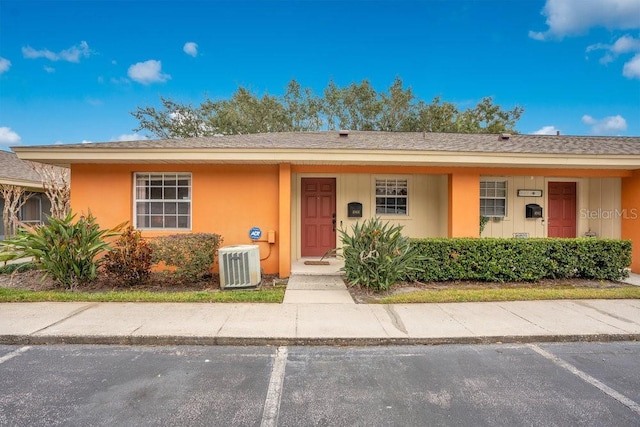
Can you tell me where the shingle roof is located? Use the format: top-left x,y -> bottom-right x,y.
0,150 -> 44,185
22,131 -> 640,155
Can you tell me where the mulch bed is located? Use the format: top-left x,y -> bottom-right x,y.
345,278 -> 629,304
0,270 -> 281,293
0,268 -> 630,304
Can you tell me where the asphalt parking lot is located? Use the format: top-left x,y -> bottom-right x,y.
1,342 -> 639,426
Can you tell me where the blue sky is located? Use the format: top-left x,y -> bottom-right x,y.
0,0 -> 639,151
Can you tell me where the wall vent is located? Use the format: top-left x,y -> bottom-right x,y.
219,245 -> 261,289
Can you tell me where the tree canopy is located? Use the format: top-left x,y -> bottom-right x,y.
131,78 -> 524,138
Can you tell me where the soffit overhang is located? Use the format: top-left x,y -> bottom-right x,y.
12,147 -> 640,170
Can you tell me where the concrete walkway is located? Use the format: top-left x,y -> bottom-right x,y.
623,272 -> 640,286
1,298 -> 639,346
2,260 -> 639,346
283,275 -> 354,304
284,257 -> 354,304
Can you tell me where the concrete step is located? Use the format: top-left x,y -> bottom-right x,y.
283,275 -> 354,304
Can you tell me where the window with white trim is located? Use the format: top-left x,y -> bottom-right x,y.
375,178 -> 408,215
480,180 -> 507,217
20,194 -> 42,225
134,173 -> 191,229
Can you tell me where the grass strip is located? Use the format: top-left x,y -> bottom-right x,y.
377,287 -> 640,304
0,288 -> 285,303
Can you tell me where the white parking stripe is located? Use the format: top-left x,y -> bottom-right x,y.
261,346 -> 288,427
528,344 -> 640,416
0,346 -> 31,364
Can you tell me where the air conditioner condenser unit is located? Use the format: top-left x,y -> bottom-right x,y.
219,245 -> 261,289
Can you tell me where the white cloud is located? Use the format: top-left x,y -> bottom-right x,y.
600,53 -> 616,64
127,60 -> 171,85
53,139 -> 92,145
586,35 -> 640,64
533,126 -> 561,135
0,127 -> 22,144
528,31 -> 546,42
611,34 -> 640,53
44,66 -> 55,73
22,41 -> 92,63
111,133 -> 148,142
623,53 -> 640,78
0,57 -> 11,75
183,42 -> 198,57
530,0 -> 640,41
110,77 -> 130,85
581,114 -> 627,134
22,46 -> 57,61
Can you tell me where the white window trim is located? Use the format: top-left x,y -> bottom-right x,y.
373,176 -> 410,217
480,179 -> 508,218
133,172 -> 192,231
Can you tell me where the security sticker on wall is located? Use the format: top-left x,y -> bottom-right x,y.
249,227 -> 262,240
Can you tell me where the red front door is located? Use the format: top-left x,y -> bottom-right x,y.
301,178 -> 336,257
548,182 -> 577,238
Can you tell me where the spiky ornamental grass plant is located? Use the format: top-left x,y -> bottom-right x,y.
339,217 -> 421,292
2,212 -> 123,290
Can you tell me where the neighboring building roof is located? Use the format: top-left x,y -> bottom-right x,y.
12,131 -> 640,169
0,150 -> 46,189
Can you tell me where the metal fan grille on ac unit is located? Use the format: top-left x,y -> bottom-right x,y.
219,245 -> 261,289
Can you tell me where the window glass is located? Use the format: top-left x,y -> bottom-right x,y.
134,173 -> 191,229
375,178 -> 408,215
480,180 -> 507,217
20,195 -> 42,224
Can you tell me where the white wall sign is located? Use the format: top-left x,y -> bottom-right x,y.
517,189 -> 543,197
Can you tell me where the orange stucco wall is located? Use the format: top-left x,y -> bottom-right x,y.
622,170 -> 640,273
278,164 -> 292,277
70,162 -> 640,276
70,164 -> 282,274
448,173 -> 480,237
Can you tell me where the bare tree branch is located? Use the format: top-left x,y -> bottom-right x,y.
0,185 -> 33,238
31,163 -> 71,219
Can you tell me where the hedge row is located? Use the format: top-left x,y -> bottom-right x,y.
149,233 -> 223,282
408,238 -> 632,282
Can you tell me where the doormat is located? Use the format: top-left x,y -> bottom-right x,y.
304,260 -> 330,265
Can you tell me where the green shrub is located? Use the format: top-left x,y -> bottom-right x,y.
552,238 -> 632,280
409,238 -> 631,283
149,233 -> 223,282
103,226 -> 153,286
1,212 -> 122,290
0,262 -> 36,274
0,250 -> 21,265
340,217 -> 421,292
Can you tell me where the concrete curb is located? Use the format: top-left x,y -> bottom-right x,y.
2,334 -> 639,347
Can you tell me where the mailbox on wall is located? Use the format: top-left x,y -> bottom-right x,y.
348,202 -> 363,218
526,203 -> 543,218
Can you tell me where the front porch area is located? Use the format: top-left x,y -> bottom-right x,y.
290,257 -> 344,276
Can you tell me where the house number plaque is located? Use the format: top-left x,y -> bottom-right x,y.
517,189 -> 543,197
